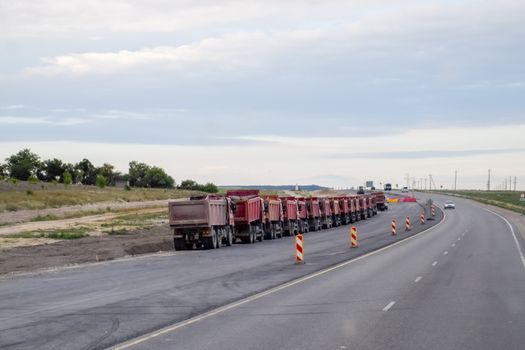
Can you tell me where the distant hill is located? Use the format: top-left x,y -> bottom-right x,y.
219,184 -> 328,191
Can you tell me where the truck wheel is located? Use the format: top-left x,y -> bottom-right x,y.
226,228 -> 233,246
216,232 -> 221,249
174,238 -> 186,251
250,231 -> 255,244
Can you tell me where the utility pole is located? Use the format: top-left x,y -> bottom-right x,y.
487,169 -> 491,191
514,176 -> 517,191
454,170 -> 457,191
424,178 -> 427,190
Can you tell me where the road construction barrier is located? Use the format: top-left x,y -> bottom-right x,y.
392,218 -> 397,235
431,205 -> 436,217
350,226 -> 357,248
405,216 -> 411,231
420,212 -> 426,225
295,233 -> 304,264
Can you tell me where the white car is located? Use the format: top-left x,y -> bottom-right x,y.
444,201 -> 456,209
401,187 -> 409,193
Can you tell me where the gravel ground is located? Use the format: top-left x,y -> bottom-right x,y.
0,224 -> 174,276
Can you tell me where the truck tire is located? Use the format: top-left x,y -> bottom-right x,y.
225,228 -> 233,246
174,238 -> 186,251
250,231 -> 255,244
216,231 -> 221,249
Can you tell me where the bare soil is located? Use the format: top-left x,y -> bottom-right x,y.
0,224 -> 173,276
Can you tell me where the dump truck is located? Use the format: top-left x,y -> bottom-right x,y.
357,196 -> 368,220
338,197 -> 352,224
227,190 -> 265,244
306,197 -> 322,231
330,198 -> 342,226
262,196 -> 284,239
372,191 -> 388,211
169,195 -> 235,250
297,198 -> 310,234
348,196 -> 359,222
319,197 -> 333,229
368,194 -> 378,216
280,197 -> 299,236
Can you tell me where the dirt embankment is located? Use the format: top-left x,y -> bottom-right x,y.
0,224 -> 174,276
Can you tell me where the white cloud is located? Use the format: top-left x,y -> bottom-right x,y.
0,116 -> 91,126
21,1 -> 525,77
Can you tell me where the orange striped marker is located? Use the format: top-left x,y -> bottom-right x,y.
420,212 -> 426,225
392,218 -> 397,236
351,226 -> 357,248
405,216 -> 411,231
431,205 -> 436,217
295,233 -> 304,264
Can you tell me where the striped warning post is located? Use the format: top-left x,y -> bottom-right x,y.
420,212 -> 426,225
431,205 -> 436,217
351,226 -> 357,248
405,216 -> 411,231
391,218 -> 397,236
295,233 -> 304,264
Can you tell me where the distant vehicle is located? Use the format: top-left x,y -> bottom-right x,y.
357,186 -> 365,194
444,201 -> 456,209
384,183 -> 392,191
401,186 -> 409,193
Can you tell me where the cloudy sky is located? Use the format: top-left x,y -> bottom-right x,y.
1,0 -> 524,189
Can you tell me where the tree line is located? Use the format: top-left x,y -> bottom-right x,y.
0,149 -> 218,192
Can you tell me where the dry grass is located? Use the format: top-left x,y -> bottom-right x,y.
435,190 -> 525,214
0,185 -> 200,212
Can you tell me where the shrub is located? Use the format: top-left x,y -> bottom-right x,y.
96,174 -> 108,188
26,189 -> 34,195
28,175 -> 39,184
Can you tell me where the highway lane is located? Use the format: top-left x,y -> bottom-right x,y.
115,194 -> 525,350
0,199 -> 434,350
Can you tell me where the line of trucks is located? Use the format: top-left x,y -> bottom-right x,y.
168,190 -> 388,250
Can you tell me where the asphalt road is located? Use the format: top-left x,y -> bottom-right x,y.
0,197 -> 434,350
114,193 -> 525,350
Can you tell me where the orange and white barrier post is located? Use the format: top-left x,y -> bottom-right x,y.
295,233 -> 304,264
350,226 -> 357,248
391,218 -> 397,236
431,205 -> 436,217
405,216 -> 411,231
420,212 -> 426,225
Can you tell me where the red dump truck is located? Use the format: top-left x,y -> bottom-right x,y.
330,198 -> 342,227
372,191 -> 387,211
297,198 -> 310,234
367,194 -> 378,216
357,196 -> 368,220
319,197 -> 333,229
262,195 -> 283,239
280,197 -> 299,236
338,197 -> 352,225
169,195 -> 235,250
306,197 -> 321,231
227,190 -> 265,244
348,196 -> 359,222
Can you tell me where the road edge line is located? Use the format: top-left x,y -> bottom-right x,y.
112,209 -> 447,350
483,208 -> 525,272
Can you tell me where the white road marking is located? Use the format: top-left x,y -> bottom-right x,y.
484,208 -> 525,272
452,243 -> 456,247
443,251 -> 448,255
432,261 -> 438,266
457,237 -> 461,241
383,301 -> 396,311
112,211 -> 448,350
414,276 -> 422,283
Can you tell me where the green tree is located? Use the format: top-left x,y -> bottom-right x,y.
75,159 -> 97,185
97,163 -> 116,186
128,161 -> 150,187
5,149 -> 41,181
0,163 -> 7,178
201,182 -> 219,193
63,171 -> 73,185
144,166 -> 175,188
38,158 -> 66,182
179,179 -> 198,190
96,174 -> 108,188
